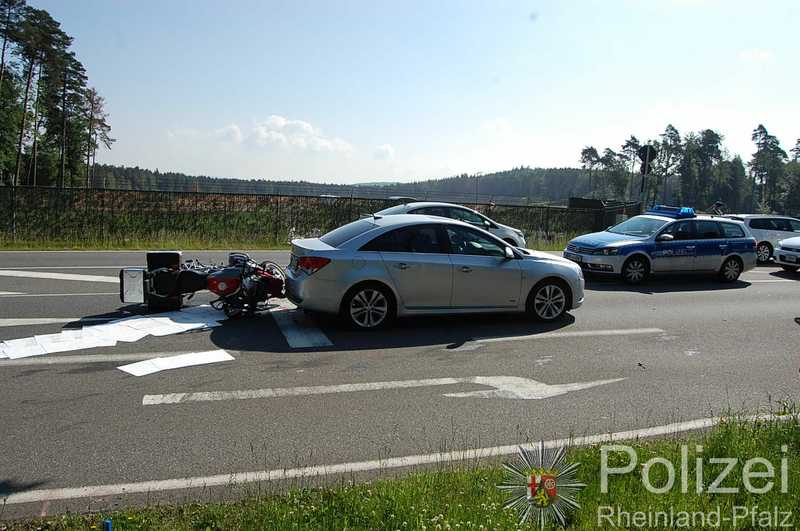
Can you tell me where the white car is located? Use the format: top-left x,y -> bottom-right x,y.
724,214 -> 800,264
775,237 -> 800,273
375,202 -> 527,247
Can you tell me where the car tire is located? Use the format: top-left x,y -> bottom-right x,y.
621,256 -> 648,285
526,279 -> 570,321
780,265 -> 799,273
756,242 -> 772,264
340,282 -> 396,330
719,257 -> 743,282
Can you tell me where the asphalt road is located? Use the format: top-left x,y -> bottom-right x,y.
1,250 -> 798,519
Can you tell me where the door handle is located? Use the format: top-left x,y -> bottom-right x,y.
719,244 -> 728,249
685,246 -> 696,250
460,266 -> 472,273
396,263 -> 409,270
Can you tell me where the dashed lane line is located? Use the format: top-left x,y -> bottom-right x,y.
0,270 -> 118,283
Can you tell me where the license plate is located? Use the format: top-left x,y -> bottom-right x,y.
564,251 -> 582,263
784,255 -> 797,263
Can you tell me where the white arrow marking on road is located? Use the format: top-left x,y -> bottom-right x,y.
442,376 -> 625,399
142,375 -> 625,405
446,327 -> 664,350
0,269 -> 118,283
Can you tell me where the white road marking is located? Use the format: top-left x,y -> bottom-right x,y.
1,413 -> 788,505
0,351 -> 193,367
475,327 -> 664,344
142,375 -> 624,405
0,317 -> 116,327
0,270 -> 118,283
747,279 -> 794,283
270,299 -> 332,348
0,292 -> 118,298
0,291 -> 23,295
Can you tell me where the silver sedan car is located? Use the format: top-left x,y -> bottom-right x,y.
285,214 -> 584,329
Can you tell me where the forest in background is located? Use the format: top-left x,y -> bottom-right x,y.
2,2 -> 799,216
0,0 -> 112,189
91,123 -> 800,214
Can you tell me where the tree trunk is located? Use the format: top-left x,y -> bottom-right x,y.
0,3 -> 11,97
59,68 -> 68,188
30,64 -> 42,186
85,102 -> 94,188
14,57 -> 36,187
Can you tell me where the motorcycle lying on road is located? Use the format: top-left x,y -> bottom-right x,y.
120,251 -> 286,317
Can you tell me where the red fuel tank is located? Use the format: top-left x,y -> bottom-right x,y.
207,267 -> 242,296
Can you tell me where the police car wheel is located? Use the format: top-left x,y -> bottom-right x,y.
621,257 -> 648,285
719,257 -> 742,282
756,242 -> 772,264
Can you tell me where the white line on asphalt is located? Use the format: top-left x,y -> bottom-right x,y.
143,376 -> 625,405
0,351 -> 194,367
0,317 -> 117,327
1,413 -> 788,505
0,292 -> 118,298
0,291 -> 23,295
269,299 -> 332,348
747,279 -> 794,283
475,327 -> 664,344
0,270 -> 118,283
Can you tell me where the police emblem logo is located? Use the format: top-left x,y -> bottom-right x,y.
498,441 -> 586,529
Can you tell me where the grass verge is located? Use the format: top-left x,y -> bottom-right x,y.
3,415 -> 798,530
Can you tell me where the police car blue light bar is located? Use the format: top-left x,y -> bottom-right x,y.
646,205 -> 696,219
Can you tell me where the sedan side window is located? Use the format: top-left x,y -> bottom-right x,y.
361,225 -> 444,253
447,207 -> 484,225
410,207 -> 448,217
790,220 -> 800,232
446,226 -> 505,257
773,219 -> 793,232
749,218 -> 775,230
660,220 -> 695,241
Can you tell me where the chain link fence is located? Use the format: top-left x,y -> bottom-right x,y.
0,187 -> 640,247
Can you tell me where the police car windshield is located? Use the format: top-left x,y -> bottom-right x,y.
608,216 -> 669,237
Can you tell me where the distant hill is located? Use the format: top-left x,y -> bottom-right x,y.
89,164 -> 596,205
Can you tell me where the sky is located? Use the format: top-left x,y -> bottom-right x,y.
32,0 -> 800,184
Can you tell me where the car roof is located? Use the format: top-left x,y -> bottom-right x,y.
370,213 -> 472,228
391,201 -> 473,210
725,214 -> 796,219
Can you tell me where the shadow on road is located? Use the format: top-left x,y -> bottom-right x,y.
208,310 -> 575,354
0,479 -> 46,496
584,274 -> 751,294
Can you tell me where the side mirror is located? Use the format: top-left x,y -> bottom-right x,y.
484,219 -> 492,228
607,226 -> 613,231
504,246 -> 515,259
656,233 -> 674,242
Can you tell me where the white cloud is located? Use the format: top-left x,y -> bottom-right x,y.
246,115 -> 353,154
214,124 -> 243,144
373,144 -> 395,161
738,49 -> 773,63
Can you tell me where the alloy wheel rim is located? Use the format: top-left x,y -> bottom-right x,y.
625,261 -> 645,282
350,289 -> 388,328
757,245 -> 770,262
724,260 -> 740,280
533,284 -> 566,320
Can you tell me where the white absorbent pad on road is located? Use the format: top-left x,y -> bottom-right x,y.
117,349 -> 234,376
0,305 -> 225,359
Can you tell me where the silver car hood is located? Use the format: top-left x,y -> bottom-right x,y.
519,249 -> 572,264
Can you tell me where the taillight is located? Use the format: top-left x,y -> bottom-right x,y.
297,256 -> 331,275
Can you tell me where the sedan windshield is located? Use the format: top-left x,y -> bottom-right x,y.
608,216 -> 669,237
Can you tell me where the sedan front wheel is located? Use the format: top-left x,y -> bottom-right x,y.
527,280 -> 569,321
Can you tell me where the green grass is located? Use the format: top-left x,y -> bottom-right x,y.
5,415 -> 798,530
0,238 -> 291,251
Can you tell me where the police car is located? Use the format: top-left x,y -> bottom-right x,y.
564,205 -> 757,284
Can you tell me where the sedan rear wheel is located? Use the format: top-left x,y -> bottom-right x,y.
719,257 -> 742,282
343,283 -> 395,329
756,242 -> 772,264
528,281 -> 568,321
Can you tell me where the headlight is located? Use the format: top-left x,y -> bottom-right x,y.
592,248 -> 619,256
